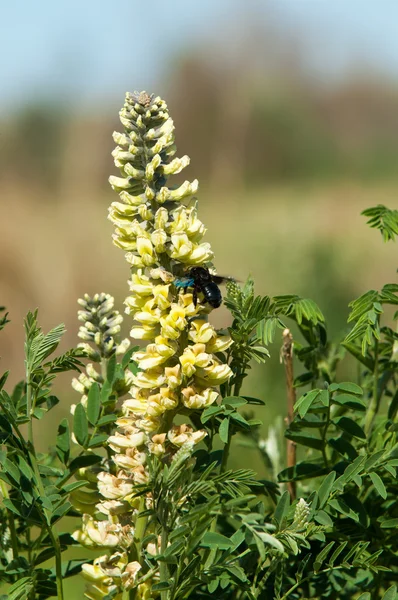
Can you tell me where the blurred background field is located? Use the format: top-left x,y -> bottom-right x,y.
1,0 -> 398,595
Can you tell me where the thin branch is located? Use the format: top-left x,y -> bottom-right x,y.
281,328 -> 296,501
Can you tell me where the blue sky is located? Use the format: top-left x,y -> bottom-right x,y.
2,0 -> 398,114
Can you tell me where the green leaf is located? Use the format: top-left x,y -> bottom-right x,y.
380,518 -> 398,528
332,393 -> 366,410
294,389 -> 321,418
56,418 -> 70,464
278,461 -> 328,482
328,541 -> 348,567
369,472 -> 387,499
222,396 -> 247,407
5,577 -> 34,600
106,354 -> 117,385
314,541 -> 335,571
314,510 -> 333,527
388,389 -> 398,421
200,532 -> 235,549
152,582 -> 172,591
362,204 -> 398,242
357,594 -> 371,600
274,490 -> 290,529
328,437 -> 358,460
285,432 -> 324,451
219,418 -> 230,444
318,472 -> 336,508
381,585 -> 397,600
242,395 -> 265,405
69,454 -> 102,472
329,382 -> 363,396
121,346 -> 139,370
27,321 -> 65,372
73,403 -> 88,447
87,383 -> 100,425
333,417 -> 366,439
255,531 -> 284,553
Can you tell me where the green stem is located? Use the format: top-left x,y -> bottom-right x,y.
133,496 -> 147,560
321,402 -> 331,468
26,371 -> 64,600
160,523 -> 170,600
220,429 -> 232,474
0,480 -> 19,559
365,339 -> 380,437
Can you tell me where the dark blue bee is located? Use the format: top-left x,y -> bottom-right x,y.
175,267 -> 232,308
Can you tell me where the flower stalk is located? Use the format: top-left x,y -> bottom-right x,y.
74,91 -> 233,598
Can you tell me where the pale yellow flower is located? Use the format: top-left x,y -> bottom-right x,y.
132,368 -> 166,389
160,304 -> 187,339
147,433 -> 167,456
179,344 -> 211,377
147,388 -> 179,416
107,430 -> 147,453
168,424 -> 207,447
121,561 -> 142,590
195,362 -> 233,386
206,335 -> 233,354
164,364 -> 182,389
97,472 -> 134,500
181,386 -> 218,409
76,515 -> 121,548
128,270 -> 154,296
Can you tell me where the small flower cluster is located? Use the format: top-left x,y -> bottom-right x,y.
71,293 -> 131,407
74,92 -> 233,597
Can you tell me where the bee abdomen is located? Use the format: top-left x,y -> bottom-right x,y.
203,283 -> 222,308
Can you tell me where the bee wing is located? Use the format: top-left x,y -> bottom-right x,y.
212,275 -> 238,285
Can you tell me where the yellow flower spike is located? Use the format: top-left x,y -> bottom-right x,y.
181,386 -> 219,409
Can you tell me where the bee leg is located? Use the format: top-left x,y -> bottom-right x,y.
193,287 -> 198,307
